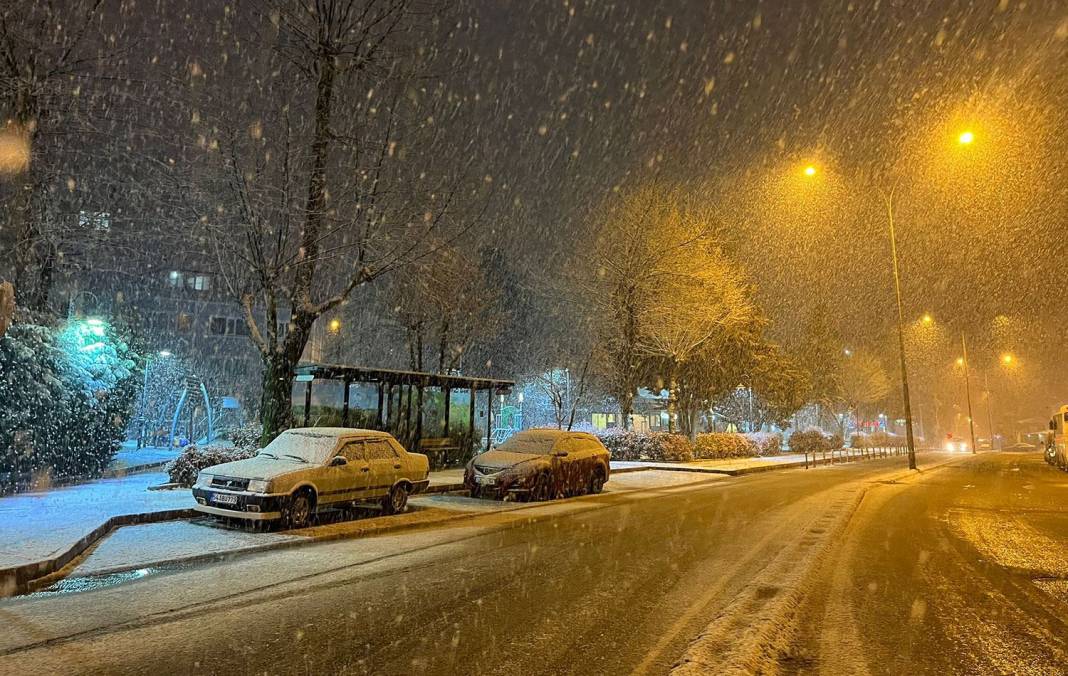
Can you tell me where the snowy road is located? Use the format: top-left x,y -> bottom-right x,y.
0,452 -> 1065,675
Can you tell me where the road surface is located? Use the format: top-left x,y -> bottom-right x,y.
0,451 -> 1064,675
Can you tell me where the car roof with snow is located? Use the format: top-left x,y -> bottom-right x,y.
284,427 -> 395,440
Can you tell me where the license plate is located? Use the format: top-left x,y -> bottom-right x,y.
212,493 -> 238,505
476,475 -> 496,486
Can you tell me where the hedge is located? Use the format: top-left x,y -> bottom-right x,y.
597,430 -> 694,462
694,433 -> 755,460
788,429 -> 843,454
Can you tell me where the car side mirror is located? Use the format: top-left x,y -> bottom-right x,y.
330,456 -> 347,467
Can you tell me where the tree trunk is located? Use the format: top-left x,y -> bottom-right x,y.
260,352 -> 297,445
438,319 -> 448,374
667,361 -> 678,434
619,390 -> 635,430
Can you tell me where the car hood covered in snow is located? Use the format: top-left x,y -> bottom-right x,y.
203,455 -> 313,481
472,450 -> 546,472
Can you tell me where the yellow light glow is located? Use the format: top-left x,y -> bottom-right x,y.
956,357 -> 965,367
1001,353 -> 1014,365
328,318 -> 341,334
921,313 -> 933,325
958,130 -> 974,145
803,165 -> 817,176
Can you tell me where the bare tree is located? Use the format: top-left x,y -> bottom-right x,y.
837,349 -> 891,434
179,1 -> 480,441
587,185 -> 753,433
0,0 -> 127,310
389,243 -> 502,373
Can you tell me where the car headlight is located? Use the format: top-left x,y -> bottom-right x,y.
247,479 -> 270,493
196,472 -> 212,487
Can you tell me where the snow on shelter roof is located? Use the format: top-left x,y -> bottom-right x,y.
294,362 -> 514,391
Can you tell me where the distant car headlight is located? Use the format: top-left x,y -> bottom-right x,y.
247,479 -> 270,493
196,472 -> 213,487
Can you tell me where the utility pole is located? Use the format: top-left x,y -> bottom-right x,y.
961,334 -> 978,454
984,371 -> 995,450
884,190 -> 917,469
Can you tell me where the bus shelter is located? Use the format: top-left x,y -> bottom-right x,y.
291,363 -> 514,467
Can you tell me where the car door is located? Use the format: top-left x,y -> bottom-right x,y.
553,436 -> 579,495
363,439 -> 402,498
323,440 -> 370,504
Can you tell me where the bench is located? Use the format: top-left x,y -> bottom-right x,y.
419,437 -> 463,469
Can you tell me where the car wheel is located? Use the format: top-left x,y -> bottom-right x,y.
469,487 -> 482,499
383,483 -> 409,515
531,472 -> 553,502
588,468 -> 606,495
286,489 -> 314,529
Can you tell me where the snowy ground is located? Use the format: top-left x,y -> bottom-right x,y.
0,472 -> 194,569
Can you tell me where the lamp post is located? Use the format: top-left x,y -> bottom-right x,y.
883,188 -> 918,469
800,166 -> 917,469
960,334 -> 978,454
138,350 -> 174,449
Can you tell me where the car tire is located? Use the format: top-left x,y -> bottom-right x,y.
469,487 -> 482,499
383,483 -> 409,515
588,467 -> 606,495
285,489 -> 314,529
530,472 -> 553,502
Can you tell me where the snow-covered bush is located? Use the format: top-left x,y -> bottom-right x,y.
597,430 -> 694,462
693,433 -> 756,459
788,428 -> 831,454
166,444 -> 258,487
1,320 -> 140,485
745,432 -> 783,457
221,423 -> 263,452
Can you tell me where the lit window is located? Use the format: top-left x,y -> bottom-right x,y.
78,210 -> 111,232
167,271 -> 184,288
176,313 -> 193,332
186,274 -> 211,291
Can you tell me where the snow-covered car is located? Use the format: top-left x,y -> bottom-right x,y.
192,428 -> 429,527
464,429 -> 610,501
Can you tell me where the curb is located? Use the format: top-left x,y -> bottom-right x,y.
55,506 -> 490,583
0,508 -> 196,598
103,460 -> 171,477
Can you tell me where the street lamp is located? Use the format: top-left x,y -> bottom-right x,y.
958,130 -> 975,145
805,164 -> 918,468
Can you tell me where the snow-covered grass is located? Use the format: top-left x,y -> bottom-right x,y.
0,472 -> 194,568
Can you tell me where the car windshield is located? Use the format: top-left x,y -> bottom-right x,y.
495,432 -> 562,455
263,431 -> 338,464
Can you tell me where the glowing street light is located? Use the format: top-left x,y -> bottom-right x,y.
958,130 -> 975,145
795,161 -> 917,468
328,318 -> 342,335
921,313 -> 933,325
158,350 -> 173,358
1000,353 -> 1014,365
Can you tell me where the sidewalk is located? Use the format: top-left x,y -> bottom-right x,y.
611,452 -> 824,475
107,444 -> 178,474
